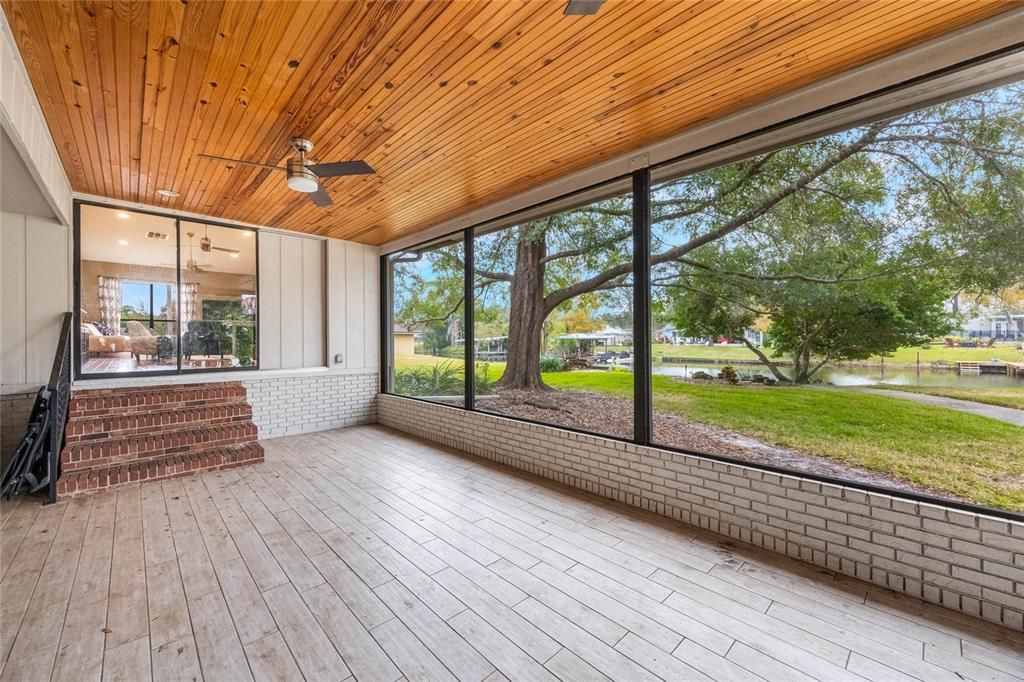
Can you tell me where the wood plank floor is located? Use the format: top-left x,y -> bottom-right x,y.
1,425 -> 1022,681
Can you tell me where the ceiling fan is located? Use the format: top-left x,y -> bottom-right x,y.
197,138 -> 374,206
161,232 -> 212,272
199,225 -> 239,254
183,233 -> 211,272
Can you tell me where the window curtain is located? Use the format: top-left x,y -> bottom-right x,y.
180,282 -> 200,335
97,276 -> 121,331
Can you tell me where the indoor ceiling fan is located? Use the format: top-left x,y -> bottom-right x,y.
161,232 -> 212,272
200,225 -> 239,254
183,233 -> 211,272
197,138 -> 374,206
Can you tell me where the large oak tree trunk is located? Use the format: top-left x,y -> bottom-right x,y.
496,229 -> 549,391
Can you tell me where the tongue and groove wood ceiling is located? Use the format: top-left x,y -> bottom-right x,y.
2,1 -> 1014,245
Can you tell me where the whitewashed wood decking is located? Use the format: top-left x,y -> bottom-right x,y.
1,425 -> 1021,681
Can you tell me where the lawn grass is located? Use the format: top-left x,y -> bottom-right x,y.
546,372 -> 1024,511
871,385 -> 1024,411
395,354 -> 1024,510
870,345 -> 1024,364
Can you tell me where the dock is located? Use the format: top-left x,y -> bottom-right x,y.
956,361 -> 1024,376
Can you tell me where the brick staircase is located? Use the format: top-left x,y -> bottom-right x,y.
57,382 -> 263,496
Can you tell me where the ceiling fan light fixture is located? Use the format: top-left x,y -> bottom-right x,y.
286,158 -> 319,193
287,174 -> 319,193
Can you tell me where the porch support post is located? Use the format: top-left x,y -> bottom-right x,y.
632,169 -> 652,446
463,227 -> 475,410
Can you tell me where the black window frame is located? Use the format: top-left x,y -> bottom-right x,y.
73,199 -> 261,381
380,49 -> 1024,523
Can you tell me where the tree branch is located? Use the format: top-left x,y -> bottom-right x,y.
541,229 -> 632,263
543,123 -> 884,313
676,257 -> 892,284
741,337 -> 790,382
402,296 -> 464,329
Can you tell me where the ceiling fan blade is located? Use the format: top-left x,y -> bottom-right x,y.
308,185 -> 334,207
211,246 -> 241,254
306,160 -> 374,177
197,153 -> 285,171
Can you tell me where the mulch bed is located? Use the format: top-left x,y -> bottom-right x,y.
474,388 -> 951,498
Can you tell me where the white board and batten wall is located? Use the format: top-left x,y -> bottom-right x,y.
256,232 -> 378,372
327,238 -> 379,372
0,211 -> 69,389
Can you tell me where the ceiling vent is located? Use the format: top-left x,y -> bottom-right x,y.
146,231 -> 170,241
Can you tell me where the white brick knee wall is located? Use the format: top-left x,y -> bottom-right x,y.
379,393 -> 1024,631
242,372 -> 377,438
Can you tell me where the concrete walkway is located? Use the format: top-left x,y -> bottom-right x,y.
861,388 -> 1024,427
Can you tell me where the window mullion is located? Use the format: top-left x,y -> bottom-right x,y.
464,227 -> 475,411
632,169 -> 652,446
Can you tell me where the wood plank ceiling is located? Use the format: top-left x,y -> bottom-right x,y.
3,0 -> 1014,245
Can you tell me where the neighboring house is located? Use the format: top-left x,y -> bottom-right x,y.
947,295 -> 1024,340
393,324 -> 417,356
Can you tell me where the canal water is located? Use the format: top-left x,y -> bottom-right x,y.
651,363 -> 1021,388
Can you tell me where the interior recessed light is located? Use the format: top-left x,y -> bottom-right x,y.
117,211 -> 130,220
564,0 -> 604,15
230,253 -> 240,258
118,239 -> 129,246
156,188 -> 179,197
241,231 -> 253,237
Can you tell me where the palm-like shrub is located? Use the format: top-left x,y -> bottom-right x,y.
394,361 -> 463,396
394,361 -> 497,397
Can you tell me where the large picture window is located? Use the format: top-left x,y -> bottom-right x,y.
472,182 -> 634,439
648,81 -> 1023,512
387,234 -> 466,403
77,204 -> 258,377
383,78 -> 1024,516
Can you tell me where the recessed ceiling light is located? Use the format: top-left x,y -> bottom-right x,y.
564,0 -> 604,15
156,188 -> 179,197
116,211 -> 130,220
241,231 -> 253,237
118,239 -> 129,246
230,253 -> 240,258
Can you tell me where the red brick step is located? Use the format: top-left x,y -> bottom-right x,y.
57,442 -> 264,496
58,381 -> 263,498
65,403 -> 253,444
69,382 -> 249,418
61,421 -> 258,471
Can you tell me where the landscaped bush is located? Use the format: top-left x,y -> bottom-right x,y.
539,356 -> 567,372
394,361 -> 463,396
394,361 -> 494,397
474,362 -> 494,394
440,345 -> 465,358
